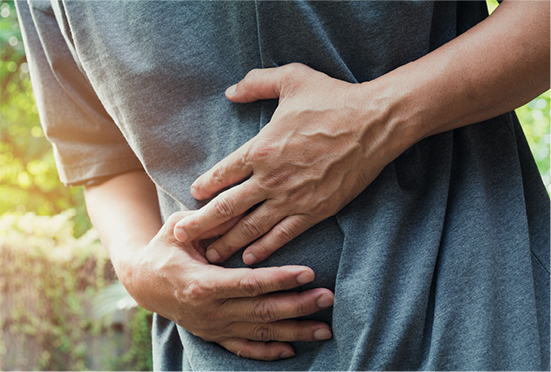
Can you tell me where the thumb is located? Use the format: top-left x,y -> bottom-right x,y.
225,63 -> 308,103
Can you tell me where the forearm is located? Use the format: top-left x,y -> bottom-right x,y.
84,170 -> 162,278
84,170 -> 335,360
366,0 -> 550,155
176,2 -> 548,263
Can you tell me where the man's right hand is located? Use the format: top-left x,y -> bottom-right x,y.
121,211 -> 334,361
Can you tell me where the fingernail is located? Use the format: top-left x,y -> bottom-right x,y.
191,185 -> 204,200
243,252 -> 256,265
296,271 -> 314,285
279,350 -> 295,359
316,293 -> 334,309
206,249 -> 221,263
313,328 -> 332,341
226,84 -> 237,96
174,226 -> 188,242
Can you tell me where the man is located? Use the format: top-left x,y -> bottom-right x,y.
17,0 -> 549,370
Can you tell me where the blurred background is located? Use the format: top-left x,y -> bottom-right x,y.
1,0 -> 549,370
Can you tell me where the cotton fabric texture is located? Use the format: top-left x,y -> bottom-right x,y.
17,1 -> 550,370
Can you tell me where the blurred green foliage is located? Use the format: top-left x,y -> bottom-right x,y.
1,3 -> 151,369
0,0 -> 549,370
0,211 -> 153,371
0,1 -> 89,236
516,92 -> 550,192
486,0 -> 550,193
486,0 -> 499,14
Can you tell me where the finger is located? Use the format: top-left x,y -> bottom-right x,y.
219,338 -> 295,361
223,288 -> 334,323
225,63 -> 310,103
195,213 -> 244,241
242,215 -> 316,265
163,210 -> 196,231
190,144 -> 253,201
205,202 -> 284,263
226,319 -> 333,343
205,265 -> 315,299
175,182 -> 264,243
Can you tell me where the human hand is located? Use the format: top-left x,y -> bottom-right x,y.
175,63 -> 399,265
122,210 -> 335,361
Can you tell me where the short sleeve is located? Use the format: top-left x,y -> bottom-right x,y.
16,0 -> 143,186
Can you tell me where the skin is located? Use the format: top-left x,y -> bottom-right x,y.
174,0 -> 550,266
85,171 -> 334,360
85,0 -> 549,362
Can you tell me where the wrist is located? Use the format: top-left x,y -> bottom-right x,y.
355,74 -> 421,165
105,236 -> 152,290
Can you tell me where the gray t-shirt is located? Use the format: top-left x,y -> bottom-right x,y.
17,1 -> 550,370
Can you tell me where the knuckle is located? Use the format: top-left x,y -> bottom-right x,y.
174,287 -> 187,304
239,273 -> 263,297
243,69 -> 264,98
245,68 -> 261,82
252,240 -> 274,259
284,62 -> 306,76
282,63 -> 308,86
180,280 -> 209,303
272,222 -> 298,245
285,189 -> 303,206
259,168 -> 293,190
246,140 -> 273,163
240,217 -> 263,239
212,196 -> 235,219
195,308 -> 215,325
211,168 -> 229,188
253,324 -> 273,342
284,62 -> 304,74
292,301 -> 309,318
177,291 -> 221,330
253,300 -> 277,323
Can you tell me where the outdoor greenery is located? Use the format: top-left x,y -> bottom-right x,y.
0,1 -> 90,236
1,1 -> 151,369
0,0 -> 549,371
0,211 -> 152,371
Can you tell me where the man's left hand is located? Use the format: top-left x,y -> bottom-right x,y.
174,63 -> 398,265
